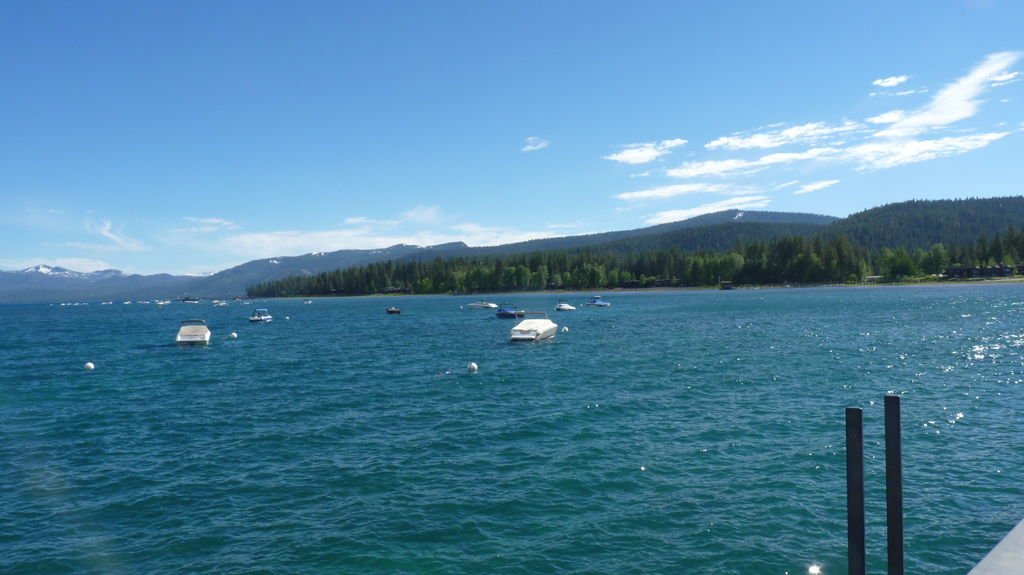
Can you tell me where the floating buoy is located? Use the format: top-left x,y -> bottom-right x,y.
84,362 -> 95,371
467,362 -> 478,373
230,332 -> 238,339
285,316 -> 290,320
561,326 -> 569,333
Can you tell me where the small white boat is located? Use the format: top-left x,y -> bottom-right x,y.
554,300 -> 576,311
466,300 -> 498,309
510,312 -> 558,342
176,319 -> 211,345
249,308 -> 272,323
584,295 -> 611,307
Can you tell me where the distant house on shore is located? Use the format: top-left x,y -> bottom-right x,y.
943,264 -> 1016,279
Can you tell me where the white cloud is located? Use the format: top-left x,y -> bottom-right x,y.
705,121 -> 861,151
175,216 -> 240,233
645,196 -> 772,225
844,132 -> 1010,170
873,75 -> 909,88
870,88 -> 928,97
991,71 -> 1020,86
875,51 -> 1022,138
448,223 -> 559,246
604,138 -> 688,164
95,220 -> 145,250
58,220 -> 146,252
400,204 -> 444,224
615,183 -> 733,201
220,223 -> 558,258
667,147 -> 838,178
866,110 -> 906,124
521,136 -> 550,152
342,215 -> 401,227
772,180 -> 801,191
793,179 -> 840,195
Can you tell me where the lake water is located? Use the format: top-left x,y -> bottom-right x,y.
3,285 -> 1024,574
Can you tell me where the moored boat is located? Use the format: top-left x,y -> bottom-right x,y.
249,308 -> 272,323
386,306 -> 401,314
467,300 -> 499,309
176,319 -> 211,345
496,303 -> 525,318
510,312 -> 558,342
584,295 -> 611,307
554,300 -> 576,311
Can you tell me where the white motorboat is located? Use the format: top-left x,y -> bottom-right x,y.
584,295 -> 611,307
509,312 -> 558,342
176,319 -> 211,345
467,300 -> 498,309
554,300 -> 576,311
249,308 -> 272,323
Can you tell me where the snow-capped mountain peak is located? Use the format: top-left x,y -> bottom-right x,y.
17,265 -> 124,279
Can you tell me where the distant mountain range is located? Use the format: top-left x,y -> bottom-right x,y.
3,196 -> 1023,303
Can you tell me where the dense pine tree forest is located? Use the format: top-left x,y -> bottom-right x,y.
247,226 -> 1024,298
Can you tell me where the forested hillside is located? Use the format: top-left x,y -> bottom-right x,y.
248,196 -> 1024,297
827,197 -> 1024,251
247,226 -> 1024,297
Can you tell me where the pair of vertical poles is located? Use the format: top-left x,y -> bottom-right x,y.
846,394 -> 904,575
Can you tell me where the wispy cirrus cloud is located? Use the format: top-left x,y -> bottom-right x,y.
873,75 -> 909,88
875,51 -> 1021,138
174,216 -> 240,233
57,220 -> 147,252
667,147 -> 838,179
793,180 -> 840,195
400,204 -> 444,224
521,136 -> 550,152
604,138 -> 687,164
615,183 -> 733,201
772,180 -> 801,191
657,52 -> 1019,181
870,88 -> 928,97
866,110 -> 906,124
220,224 -> 557,258
210,204 -> 558,259
843,132 -> 1010,170
704,121 -> 862,151
645,196 -> 772,225
668,130 -> 1010,177
991,71 -> 1020,87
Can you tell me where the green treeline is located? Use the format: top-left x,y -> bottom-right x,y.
247,229 -> 1024,298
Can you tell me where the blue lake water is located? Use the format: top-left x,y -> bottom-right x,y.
3,285 -> 1024,574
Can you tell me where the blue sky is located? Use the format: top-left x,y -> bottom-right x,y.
2,1 -> 1022,275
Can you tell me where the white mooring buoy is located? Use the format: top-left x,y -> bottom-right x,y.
467,362 -> 478,373
230,332 -> 238,339
84,362 -> 95,371
561,326 -> 569,333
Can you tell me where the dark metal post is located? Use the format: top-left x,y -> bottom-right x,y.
846,407 -> 866,575
885,394 -> 904,575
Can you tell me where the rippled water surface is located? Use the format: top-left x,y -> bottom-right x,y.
3,285 -> 1024,574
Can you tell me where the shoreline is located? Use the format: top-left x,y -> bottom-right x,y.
257,276 -> 1024,300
